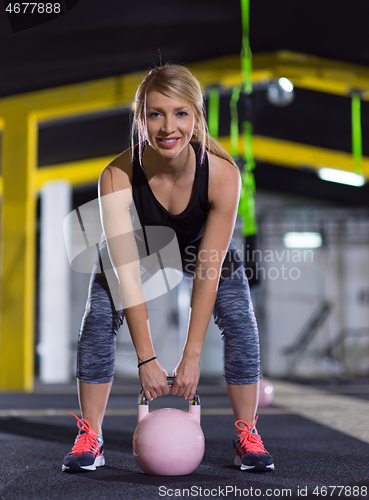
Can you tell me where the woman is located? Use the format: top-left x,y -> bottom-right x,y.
62,64 -> 274,473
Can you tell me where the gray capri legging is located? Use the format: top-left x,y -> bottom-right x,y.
77,253 -> 261,385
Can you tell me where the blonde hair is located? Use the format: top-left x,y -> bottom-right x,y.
131,64 -> 239,172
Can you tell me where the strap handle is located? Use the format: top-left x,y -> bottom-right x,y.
138,377 -> 200,406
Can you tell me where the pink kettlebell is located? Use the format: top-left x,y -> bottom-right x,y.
258,377 -> 274,408
133,377 -> 205,476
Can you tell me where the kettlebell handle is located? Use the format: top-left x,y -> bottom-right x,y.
137,376 -> 201,406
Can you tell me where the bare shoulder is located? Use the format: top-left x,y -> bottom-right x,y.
99,147 -> 133,196
207,152 -> 241,205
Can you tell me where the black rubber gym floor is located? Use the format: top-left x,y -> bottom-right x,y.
0,381 -> 368,500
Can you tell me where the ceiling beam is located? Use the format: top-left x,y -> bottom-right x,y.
192,52 -> 369,99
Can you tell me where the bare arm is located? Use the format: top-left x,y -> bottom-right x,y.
171,155 -> 241,400
99,154 -> 169,400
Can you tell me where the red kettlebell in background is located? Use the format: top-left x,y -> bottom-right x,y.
133,377 -> 205,476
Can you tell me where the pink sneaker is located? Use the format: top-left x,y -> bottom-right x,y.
62,413 -> 105,472
233,416 -> 274,471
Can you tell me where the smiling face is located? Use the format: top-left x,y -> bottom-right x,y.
144,90 -> 197,160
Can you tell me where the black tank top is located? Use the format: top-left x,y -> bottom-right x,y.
132,143 -> 209,249
132,143 -> 241,279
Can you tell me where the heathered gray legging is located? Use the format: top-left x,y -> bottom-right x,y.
76,264 -> 261,385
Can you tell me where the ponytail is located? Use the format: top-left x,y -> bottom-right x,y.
191,131 -> 240,174
207,135 -> 240,173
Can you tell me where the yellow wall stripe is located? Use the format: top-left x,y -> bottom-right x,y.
35,156 -> 113,190
219,135 -> 369,178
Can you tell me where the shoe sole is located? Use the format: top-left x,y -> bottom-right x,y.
62,455 -> 105,472
234,456 -> 275,471
241,462 -> 275,471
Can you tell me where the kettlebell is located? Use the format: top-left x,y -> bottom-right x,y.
258,377 -> 274,408
132,377 -> 205,476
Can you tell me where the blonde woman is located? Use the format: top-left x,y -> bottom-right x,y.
62,65 -> 274,473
